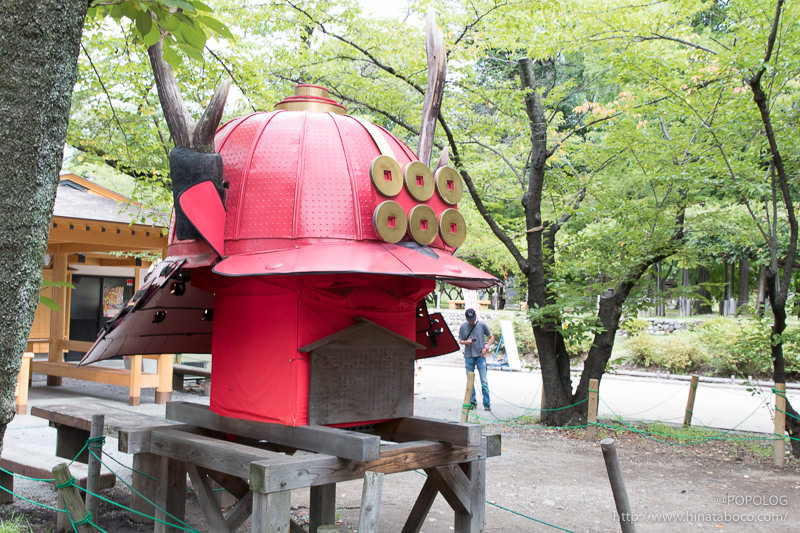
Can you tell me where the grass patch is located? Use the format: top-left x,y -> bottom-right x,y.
0,514 -> 37,533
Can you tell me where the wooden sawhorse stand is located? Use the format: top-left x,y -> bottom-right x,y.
120,402 -> 500,533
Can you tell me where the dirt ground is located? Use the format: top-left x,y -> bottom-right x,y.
1,421 -> 798,533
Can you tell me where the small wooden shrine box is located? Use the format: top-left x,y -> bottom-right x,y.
299,318 -> 424,426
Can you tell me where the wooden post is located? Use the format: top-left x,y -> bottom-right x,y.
130,453 -> 158,523
15,353 -> 33,414
683,375 -> 699,427
586,378 -> 599,442
154,456 -> 186,533
357,471 -> 384,533
129,354 -> 142,406
310,483 -> 336,533
453,458 -> 485,533
52,463 -> 95,533
85,414 -> 105,522
774,383 -> 786,469
600,439 -> 637,533
155,353 -> 174,404
460,372 -> 475,423
47,248 -> 68,387
252,490 -> 291,533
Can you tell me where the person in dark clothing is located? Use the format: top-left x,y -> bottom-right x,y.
458,308 -> 494,411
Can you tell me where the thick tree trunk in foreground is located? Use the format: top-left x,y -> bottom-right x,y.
0,1 -> 87,452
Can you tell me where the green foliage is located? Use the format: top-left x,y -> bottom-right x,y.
486,316 -> 537,359
87,0 -> 232,69
39,280 -> 76,311
626,331 -> 709,374
0,514 -> 36,533
698,317 -> 800,378
620,317 -> 649,336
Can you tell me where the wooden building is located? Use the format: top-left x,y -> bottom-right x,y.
27,173 -> 173,405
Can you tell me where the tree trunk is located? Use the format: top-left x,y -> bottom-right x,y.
0,0 -> 87,452
756,265 -> 767,316
765,271 -> 800,456
679,268 -> 690,316
694,266 -> 713,314
737,257 -> 749,310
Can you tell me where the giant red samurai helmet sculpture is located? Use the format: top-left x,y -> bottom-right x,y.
81,85 -> 498,426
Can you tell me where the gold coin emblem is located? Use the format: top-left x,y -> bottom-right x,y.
373,201 -> 407,243
434,166 -> 464,205
438,208 -> 467,248
370,156 -> 403,197
408,204 -> 439,246
403,161 -> 434,202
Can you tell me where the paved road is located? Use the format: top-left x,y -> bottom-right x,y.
415,355 -> 800,434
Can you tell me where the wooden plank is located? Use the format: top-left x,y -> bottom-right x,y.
187,464 -> 230,533
309,483 -> 336,533
425,465 -> 470,514
32,402 -> 180,440
251,440 -> 487,493
357,471 -> 384,533
374,416 -> 481,447
154,456 -> 186,533
307,327 -> 415,425
172,364 -> 211,378
252,490 -> 291,533
149,427 -> 290,479
401,477 -> 438,533
31,361 -> 160,388
454,459 -> 485,533
167,401 -> 380,462
0,447 -> 115,490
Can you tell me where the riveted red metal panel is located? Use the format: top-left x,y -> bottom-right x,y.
295,113 -> 358,238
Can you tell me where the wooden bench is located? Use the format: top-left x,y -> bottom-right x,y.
172,363 -> 211,392
447,299 -> 491,310
0,446 -> 116,504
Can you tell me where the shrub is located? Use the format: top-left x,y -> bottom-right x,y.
697,317 -> 800,378
620,317 -> 649,336
625,332 -> 708,374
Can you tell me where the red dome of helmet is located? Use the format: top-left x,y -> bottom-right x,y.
168,86 -> 497,288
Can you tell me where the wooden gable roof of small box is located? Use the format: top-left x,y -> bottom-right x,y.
299,318 -> 425,426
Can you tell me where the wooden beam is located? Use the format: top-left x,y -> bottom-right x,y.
187,463 -> 231,533
401,477 -> 438,533
48,218 -> 166,250
31,361 -> 159,388
225,491 -> 253,532
374,417 -> 481,447
251,440 -> 487,493
425,465 -> 470,514
149,428 -> 290,479
166,401 -> 381,462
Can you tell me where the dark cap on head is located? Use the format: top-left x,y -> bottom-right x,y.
465,308 -> 477,321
